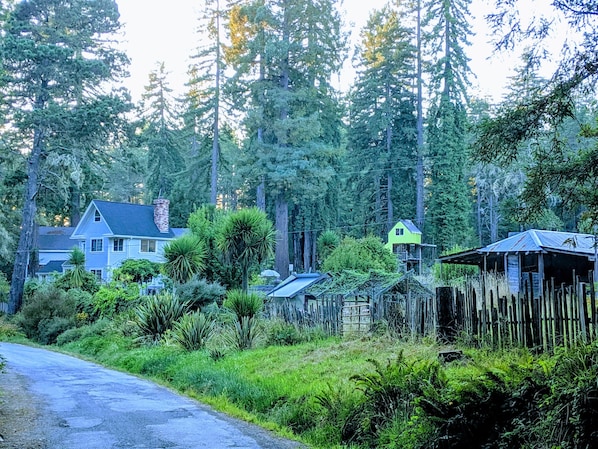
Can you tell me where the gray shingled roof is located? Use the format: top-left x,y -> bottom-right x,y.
38,260 -> 66,274
93,200 -> 175,238
37,227 -> 76,251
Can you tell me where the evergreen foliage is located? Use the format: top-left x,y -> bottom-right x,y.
2,0 -> 130,313
322,236 -> 397,274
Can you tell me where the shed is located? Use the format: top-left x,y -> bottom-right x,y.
267,273 -> 329,311
440,229 -> 597,294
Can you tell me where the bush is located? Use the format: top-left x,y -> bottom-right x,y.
92,282 -> 140,318
172,312 -> 215,351
54,269 -> 99,294
0,316 -> 25,339
38,317 -> 74,345
226,316 -> 262,351
133,292 -> 189,344
56,319 -> 111,346
176,277 -> 225,310
15,284 -> 76,343
265,319 -> 303,346
113,259 -> 161,283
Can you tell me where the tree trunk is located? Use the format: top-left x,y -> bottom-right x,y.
9,126 -> 44,314
275,193 -> 290,280
256,175 -> 265,211
70,183 -> 81,226
415,0 -> 425,231
303,230 -> 312,273
210,0 -> 221,205
476,183 -> 483,245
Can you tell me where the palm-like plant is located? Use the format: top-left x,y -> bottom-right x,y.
217,208 -> 275,292
162,235 -> 206,284
66,247 -> 86,288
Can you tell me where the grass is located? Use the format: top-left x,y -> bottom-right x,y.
12,317 -> 595,449
57,331 -> 442,448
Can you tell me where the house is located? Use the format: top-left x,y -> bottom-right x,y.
32,226 -> 78,281
440,229 -> 597,295
69,199 -> 186,281
385,219 -> 435,274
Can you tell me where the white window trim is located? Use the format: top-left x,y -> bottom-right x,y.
113,238 -> 124,252
140,239 -> 156,253
91,238 -> 103,252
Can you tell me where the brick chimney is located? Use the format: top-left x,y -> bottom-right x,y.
153,198 -> 170,233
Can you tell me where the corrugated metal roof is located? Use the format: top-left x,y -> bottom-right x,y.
401,219 -> 422,234
479,230 -> 596,256
267,273 -> 327,299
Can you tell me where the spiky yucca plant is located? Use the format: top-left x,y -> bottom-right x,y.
162,235 -> 207,284
223,289 -> 263,321
172,311 -> 215,351
133,292 -> 188,344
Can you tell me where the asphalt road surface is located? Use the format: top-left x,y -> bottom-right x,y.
0,343 -> 305,449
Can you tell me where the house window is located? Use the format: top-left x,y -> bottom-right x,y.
90,269 -> 102,281
395,228 -> 404,236
91,238 -> 103,252
113,238 -> 124,252
94,210 -> 101,222
140,239 -> 156,253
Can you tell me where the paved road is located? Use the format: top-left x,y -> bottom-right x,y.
0,343 -> 305,449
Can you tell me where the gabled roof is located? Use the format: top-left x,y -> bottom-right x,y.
38,260 -> 66,274
74,200 -> 176,239
267,273 -> 329,299
480,230 -> 595,257
440,229 -> 596,265
36,226 -> 76,251
400,219 -> 422,234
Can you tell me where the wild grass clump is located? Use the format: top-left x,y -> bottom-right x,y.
133,292 -> 189,344
172,311 -> 215,351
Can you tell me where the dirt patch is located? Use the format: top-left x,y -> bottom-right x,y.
0,368 -> 48,449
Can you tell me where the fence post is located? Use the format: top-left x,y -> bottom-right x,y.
436,287 -> 456,342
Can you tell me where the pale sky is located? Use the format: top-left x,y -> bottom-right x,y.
115,0 -> 514,104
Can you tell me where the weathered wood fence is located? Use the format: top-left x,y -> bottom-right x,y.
438,272 -> 598,351
265,271 -> 598,351
264,291 -> 436,338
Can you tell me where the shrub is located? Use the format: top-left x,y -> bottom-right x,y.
0,316 -> 25,339
265,319 -> 303,346
133,292 -> 189,344
38,317 -> 74,345
92,282 -> 140,318
56,319 -> 111,346
322,235 -> 397,274
172,312 -> 215,351
54,269 -> 99,294
176,277 -> 225,310
15,284 -> 76,343
113,259 -> 161,283
226,316 -> 262,350
223,289 -> 263,320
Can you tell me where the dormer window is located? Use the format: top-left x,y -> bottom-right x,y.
94,210 -> 101,222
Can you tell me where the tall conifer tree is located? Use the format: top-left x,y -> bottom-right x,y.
424,0 -> 475,250
2,0 -> 129,313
